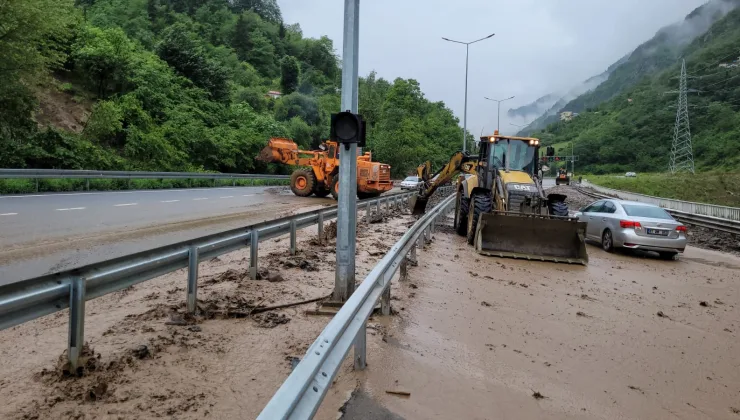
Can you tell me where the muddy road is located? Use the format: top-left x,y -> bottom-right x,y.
346,214 -> 740,419
0,202 -> 415,419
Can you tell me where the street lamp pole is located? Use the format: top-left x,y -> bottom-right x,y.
442,33 -> 495,152
484,95 -> 515,132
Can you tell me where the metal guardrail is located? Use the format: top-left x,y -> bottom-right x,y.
0,168 -> 289,191
258,191 -> 455,419
577,186 -> 740,235
582,180 -> 740,222
0,188 -> 448,370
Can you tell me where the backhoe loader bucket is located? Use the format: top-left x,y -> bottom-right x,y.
409,194 -> 429,216
474,212 -> 588,264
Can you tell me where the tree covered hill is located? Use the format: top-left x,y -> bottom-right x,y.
533,5 -> 740,174
0,0 -> 465,177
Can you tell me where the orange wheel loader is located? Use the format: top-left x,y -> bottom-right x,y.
257,138 -> 393,200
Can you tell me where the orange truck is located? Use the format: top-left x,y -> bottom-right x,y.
257,137 -> 393,199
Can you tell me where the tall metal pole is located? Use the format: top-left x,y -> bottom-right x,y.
334,0 -> 360,302
463,44 -> 469,152
484,95 -> 514,133
442,33 -> 494,152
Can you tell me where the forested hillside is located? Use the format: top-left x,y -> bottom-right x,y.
533,5 -> 740,174
0,0 -> 464,177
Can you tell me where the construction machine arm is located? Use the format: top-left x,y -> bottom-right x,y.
411,151 -> 477,215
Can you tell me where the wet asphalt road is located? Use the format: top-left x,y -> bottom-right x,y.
0,186 -> 329,283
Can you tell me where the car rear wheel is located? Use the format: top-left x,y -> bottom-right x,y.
658,251 -> 678,260
601,229 -> 614,253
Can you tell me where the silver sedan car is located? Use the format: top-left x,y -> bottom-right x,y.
575,199 -> 687,259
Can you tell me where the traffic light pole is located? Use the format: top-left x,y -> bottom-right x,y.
334,0 -> 360,303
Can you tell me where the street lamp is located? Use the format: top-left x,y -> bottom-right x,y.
442,33 -> 495,153
484,95 -> 515,133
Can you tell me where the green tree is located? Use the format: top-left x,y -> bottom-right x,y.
157,23 -> 230,102
73,25 -> 136,97
280,56 -> 300,94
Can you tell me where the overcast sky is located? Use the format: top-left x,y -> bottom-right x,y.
278,0 -> 707,138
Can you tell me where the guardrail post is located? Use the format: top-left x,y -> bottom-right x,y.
35,178 -> 39,193
68,277 -> 86,371
354,324 -> 367,370
232,179 -> 236,187
249,230 -> 259,280
317,212 -> 324,245
86,179 -> 90,191
381,283 -> 391,315
409,242 -> 418,265
365,201 -> 370,224
400,257 -> 408,281
290,219 -> 297,256
376,198 -> 381,217
187,246 -> 199,313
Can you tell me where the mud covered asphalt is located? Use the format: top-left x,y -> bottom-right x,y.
346,214 -> 740,420
0,187 -> 738,419
0,198 -> 415,419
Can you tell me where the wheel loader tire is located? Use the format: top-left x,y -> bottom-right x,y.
466,194 -> 493,245
454,191 -> 469,236
291,169 -> 315,197
548,200 -> 569,217
330,177 -> 339,200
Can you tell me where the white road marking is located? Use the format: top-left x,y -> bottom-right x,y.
243,194 -> 255,197
220,196 -> 234,199
0,213 -> 18,216
161,200 -> 180,203
193,198 -> 208,201
114,203 -> 138,207
56,207 -> 86,211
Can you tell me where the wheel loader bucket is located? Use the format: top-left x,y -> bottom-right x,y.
474,211 -> 588,265
409,194 -> 429,216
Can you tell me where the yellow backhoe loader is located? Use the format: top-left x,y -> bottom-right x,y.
411,132 -> 588,264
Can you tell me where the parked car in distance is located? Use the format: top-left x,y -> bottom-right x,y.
574,199 -> 686,259
400,176 -> 423,190
625,172 -> 637,177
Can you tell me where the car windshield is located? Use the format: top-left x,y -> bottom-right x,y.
403,176 -> 419,182
622,204 -> 673,220
490,139 -> 535,174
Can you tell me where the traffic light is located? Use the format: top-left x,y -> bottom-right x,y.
330,111 -> 366,149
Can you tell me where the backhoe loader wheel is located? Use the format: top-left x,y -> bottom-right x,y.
454,190 -> 469,236
330,177 -> 339,200
290,170 -> 316,197
466,194 -> 493,245
547,200 -> 569,217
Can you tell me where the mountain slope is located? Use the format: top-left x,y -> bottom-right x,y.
533,5 -> 740,174
518,0 -> 740,136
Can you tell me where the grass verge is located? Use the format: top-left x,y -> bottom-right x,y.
586,173 -> 740,207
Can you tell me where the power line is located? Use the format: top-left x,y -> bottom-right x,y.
668,59 -> 695,175
687,50 -> 740,73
